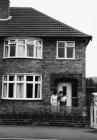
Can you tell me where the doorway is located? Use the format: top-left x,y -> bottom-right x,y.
58,83 -> 72,106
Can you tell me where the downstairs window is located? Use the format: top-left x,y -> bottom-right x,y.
2,74 -> 42,100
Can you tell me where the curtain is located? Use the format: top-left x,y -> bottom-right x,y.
3,83 -> 7,97
18,45 -> 25,56
17,76 -> 24,81
36,46 -> 41,58
35,84 -> 40,98
16,83 -> 24,98
5,46 -> 8,57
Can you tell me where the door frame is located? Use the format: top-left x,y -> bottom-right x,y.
58,82 -> 72,107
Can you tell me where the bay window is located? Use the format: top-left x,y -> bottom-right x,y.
3,38 -> 43,59
2,74 -> 42,100
57,41 -> 75,59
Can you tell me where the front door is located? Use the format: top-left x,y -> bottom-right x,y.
58,83 -> 72,106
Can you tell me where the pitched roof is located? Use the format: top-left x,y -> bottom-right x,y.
0,7 -> 92,39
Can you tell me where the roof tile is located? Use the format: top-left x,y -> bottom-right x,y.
0,7 -> 92,38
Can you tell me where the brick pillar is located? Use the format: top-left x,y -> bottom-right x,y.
78,76 -> 86,115
82,77 -> 86,107
81,76 -> 87,116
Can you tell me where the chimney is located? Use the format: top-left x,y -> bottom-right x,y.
0,0 -> 10,20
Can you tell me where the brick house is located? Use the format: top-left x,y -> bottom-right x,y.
0,0 -> 92,112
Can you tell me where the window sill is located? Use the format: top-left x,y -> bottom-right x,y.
3,57 -> 43,60
2,98 -> 42,100
56,58 -> 76,60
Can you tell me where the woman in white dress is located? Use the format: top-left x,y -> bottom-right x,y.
50,90 -> 60,112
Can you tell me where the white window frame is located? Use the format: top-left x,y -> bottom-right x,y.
3,38 -> 43,59
56,41 -> 75,59
2,74 -> 42,100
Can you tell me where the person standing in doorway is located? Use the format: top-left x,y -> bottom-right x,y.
57,91 -> 67,112
50,90 -> 60,112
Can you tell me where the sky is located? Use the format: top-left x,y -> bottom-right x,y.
10,0 -> 97,78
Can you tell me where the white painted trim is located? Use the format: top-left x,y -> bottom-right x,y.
56,58 -> 75,60
2,98 -> 42,100
3,56 -> 43,60
3,57 -> 43,59
0,16 -> 12,21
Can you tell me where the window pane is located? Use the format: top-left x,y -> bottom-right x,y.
17,76 -> 24,81
26,40 -> 34,45
18,45 -> 25,56
10,44 -> 15,57
9,76 -> 14,81
26,84 -> 33,98
36,41 -> 42,46
18,40 -> 25,45
16,83 -> 24,98
27,45 -> 34,57
35,76 -> 41,81
3,83 -> 7,97
5,46 -> 8,57
67,47 -> 73,58
58,48 -> 65,58
67,42 -> 74,47
26,76 -> 33,81
5,41 -> 8,45
58,42 -> 64,48
36,46 -> 41,58
10,40 -> 16,44
4,76 -> 7,81
35,84 -> 40,98
8,83 -> 14,98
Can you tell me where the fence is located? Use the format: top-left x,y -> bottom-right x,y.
0,105 -> 90,126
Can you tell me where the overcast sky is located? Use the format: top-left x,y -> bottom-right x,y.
10,0 -> 97,77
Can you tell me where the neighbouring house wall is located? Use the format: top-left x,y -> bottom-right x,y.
0,38 -> 86,110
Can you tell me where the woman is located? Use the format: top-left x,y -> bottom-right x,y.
57,91 -> 63,106
58,91 -> 67,112
50,90 -> 60,112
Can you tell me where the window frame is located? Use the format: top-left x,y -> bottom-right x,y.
56,41 -> 75,59
3,38 -> 43,59
2,74 -> 42,100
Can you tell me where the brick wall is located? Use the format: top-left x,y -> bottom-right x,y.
0,38 -> 87,111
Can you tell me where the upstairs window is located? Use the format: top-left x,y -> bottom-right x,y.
3,38 -> 43,59
57,41 -> 75,59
